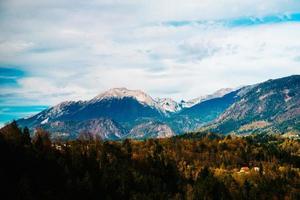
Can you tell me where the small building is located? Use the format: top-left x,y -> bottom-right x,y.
239,167 -> 250,173
253,167 -> 260,172
52,144 -> 63,151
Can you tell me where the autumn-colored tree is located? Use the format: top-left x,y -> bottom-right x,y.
0,122 -> 299,200
32,128 -> 51,151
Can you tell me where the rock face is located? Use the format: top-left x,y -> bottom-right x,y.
155,98 -> 181,113
205,75 -> 300,135
15,75 -> 300,139
39,118 -> 126,140
128,121 -> 175,139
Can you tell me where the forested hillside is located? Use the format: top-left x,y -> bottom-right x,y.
0,122 -> 299,200
207,75 -> 300,135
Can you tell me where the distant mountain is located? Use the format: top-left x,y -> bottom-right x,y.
17,87 -> 237,140
17,88 -> 169,140
15,75 -> 300,140
179,88 -> 235,108
166,90 -> 240,134
155,88 -> 235,113
155,98 -> 181,113
203,75 -> 300,135
18,88 -> 164,127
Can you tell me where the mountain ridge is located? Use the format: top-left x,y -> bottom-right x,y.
201,75 -> 300,135
14,75 -> 300,140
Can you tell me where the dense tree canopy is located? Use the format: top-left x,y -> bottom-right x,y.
0,123 -> 299,200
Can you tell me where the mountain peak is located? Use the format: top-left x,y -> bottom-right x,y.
92,87 -> 160,109
155,97 -> 181,113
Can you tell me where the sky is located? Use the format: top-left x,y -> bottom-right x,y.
1,0 -> 300,126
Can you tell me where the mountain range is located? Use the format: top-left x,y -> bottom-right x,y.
16,75 -> 300,140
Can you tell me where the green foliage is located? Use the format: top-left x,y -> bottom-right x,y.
193,167 -> 230,200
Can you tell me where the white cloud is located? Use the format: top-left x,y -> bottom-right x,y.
0,0 -> 300,107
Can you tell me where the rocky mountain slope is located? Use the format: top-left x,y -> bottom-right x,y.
204,75 -> 300,135
128,121 -> 175,139
155,98 -> 181,113
17,88 -> 170,140
38,118 -> 127,140
16,87 -> 235,140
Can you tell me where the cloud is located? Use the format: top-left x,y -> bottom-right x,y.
0,0 -> 300,125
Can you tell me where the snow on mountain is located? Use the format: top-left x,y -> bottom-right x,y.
46,88 -> 235,118
156,88 -> 235,113
37,101 -> 84,122
91,87 -> 236,113
155,98 -> 181,113
46,101 -> 77,117
207,75 -> 300,135
19,88 -> 236,127
15,86 -> 243,140
91,87 -> 165,112
180,88 -> 234,108
40,117 -> 49,125
179,98 -> 204,109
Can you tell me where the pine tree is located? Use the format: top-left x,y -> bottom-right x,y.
21,127 -> 31,146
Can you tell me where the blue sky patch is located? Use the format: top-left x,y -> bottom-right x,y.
0,66 -> 25,77
0,105 -> 48,126
165,12 -> 300,28
0,67 -> 26,87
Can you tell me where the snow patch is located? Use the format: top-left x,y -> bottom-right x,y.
283,89 -> 292,102
92,88 -> 165,113
41,117 -> 49,124
181,88 -> 234,108
155,98 -> 180,112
